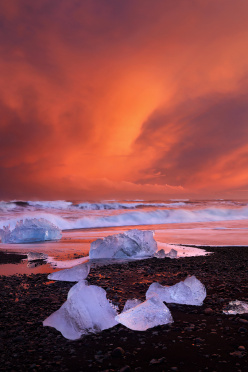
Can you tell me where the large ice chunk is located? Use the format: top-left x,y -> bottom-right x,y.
0,218 -> 62,243
116,296 -> 173,331
89,229 -> 157,259
223,300 -> 248,315
43,285 -> 118,340
146,276 -> 206,306
48,262 -> 90,282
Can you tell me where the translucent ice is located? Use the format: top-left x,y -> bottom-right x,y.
123,299 -> 142,312
115,296 -> 173,331
155,248 -> 178,259
89,229 -> 157,259
223,300 -> 248,315
43,285 -> 118,340
0,218 -> 62,243
146,276 -> 206,306
27,252 -> 48,261
67,280 -> 89,299
48,262 -> 90,282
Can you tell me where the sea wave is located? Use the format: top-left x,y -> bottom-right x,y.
0,199 -> 186,212
77,201 -> 186,210
1,206 -> 248,231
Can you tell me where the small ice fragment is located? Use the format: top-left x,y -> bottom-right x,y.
0,218 -> 62,243
115,296 -> 173,331
123,299 -> 142,312
48,262 -> 90,282
223,300 -> 248,315
89,229 -> 157,259
155,248 -> 177,259
27,252 -> 48,261
146,276 -> 206,306
43,285 -> 118,340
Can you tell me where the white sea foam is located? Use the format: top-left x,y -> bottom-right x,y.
28,200 -> 74,209
1,206 -> 248,231
77,201 -> 186,210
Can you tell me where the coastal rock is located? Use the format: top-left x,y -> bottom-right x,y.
146,275 -> 206,306
89,229 -> 157,259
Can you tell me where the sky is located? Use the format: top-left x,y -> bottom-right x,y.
1,0 -> 248,201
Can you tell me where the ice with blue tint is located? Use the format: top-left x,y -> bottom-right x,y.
146,276 -> 206,306
223,300 -> 248,315
0,218 -> 62,243
123,299 -> 142,312
116,296 -> 173,331
43,285 -> 118,340
67,280 -> 89,299
48,262 -> 90,282
155,248 -> 178,259
89,229 -> 157,259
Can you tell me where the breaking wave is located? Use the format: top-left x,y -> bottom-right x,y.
1,206 -> 248,231
0,200 -> 186,212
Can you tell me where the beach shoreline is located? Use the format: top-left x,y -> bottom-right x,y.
1,246 -> 248,371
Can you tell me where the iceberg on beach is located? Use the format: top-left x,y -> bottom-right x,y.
116,296 -> 173,331
43,285 -> 118,340
155,248 -> 178,259
48,262 -> 90,282
223,300 -> 248,315
0,218 -> 62,243
27,252 -> 48,261
89,229 -> 157,259
146,276 -> 206,306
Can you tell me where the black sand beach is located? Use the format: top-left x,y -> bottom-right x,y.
1,246 -> 248,371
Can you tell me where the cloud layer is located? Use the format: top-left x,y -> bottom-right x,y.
1,0 -> 248,200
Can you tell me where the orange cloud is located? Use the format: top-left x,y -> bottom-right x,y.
0,0 -> 248,200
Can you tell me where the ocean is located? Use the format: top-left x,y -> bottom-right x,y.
0,198 -> 248,275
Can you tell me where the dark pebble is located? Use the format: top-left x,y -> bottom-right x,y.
119,366 -> 131,372
111,347 -> 125,358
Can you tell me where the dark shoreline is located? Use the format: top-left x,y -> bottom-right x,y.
1,246 -> 248,371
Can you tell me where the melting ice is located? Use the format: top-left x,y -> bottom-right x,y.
0,218 -> 62,243
43,284 -> 118,340
116,296 -> 173,331
223,300 -> 248,315
89,229 -> 157,259
146,276 -> 206,306
48,262 -> 90,282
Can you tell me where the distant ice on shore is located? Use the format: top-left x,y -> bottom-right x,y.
89,229 -> 157,259
0,218 -> 62,244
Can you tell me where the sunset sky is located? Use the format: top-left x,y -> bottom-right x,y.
1,0 -> 248,201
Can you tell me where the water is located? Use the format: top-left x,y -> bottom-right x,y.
0,199 -> 248,275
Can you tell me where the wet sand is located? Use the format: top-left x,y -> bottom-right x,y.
1,246 -> 248,371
